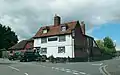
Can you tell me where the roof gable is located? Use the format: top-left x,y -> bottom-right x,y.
9,39 -> 34,50
9,40 -> 28,50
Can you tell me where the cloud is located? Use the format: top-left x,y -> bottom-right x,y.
0,0 -> 120,41
116,46 -> 120,51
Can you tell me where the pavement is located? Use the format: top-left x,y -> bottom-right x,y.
0,58 -> 120,75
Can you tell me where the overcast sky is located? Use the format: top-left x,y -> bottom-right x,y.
0,0 -> 120,49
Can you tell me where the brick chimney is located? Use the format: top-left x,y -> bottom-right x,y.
81,21 -> 85,34
54,14 -> 61,26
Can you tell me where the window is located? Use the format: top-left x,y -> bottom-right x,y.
87,37 -> 90,47
61,26 -> 66,31
89,38 -> 93,47
59,35 -> 66,42
48,37 -> 57,41
42,29 -> 47,33
36,47 -> 40,52
41,38 -> 47,43
41,48 -> 47,54
58,46 -> 65,53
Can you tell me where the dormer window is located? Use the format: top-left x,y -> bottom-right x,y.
72,30 -> 75,38
61,24 -> 68,32
61,26 -> 66,31
42,26 -> 49,33
42,29 -> 48,33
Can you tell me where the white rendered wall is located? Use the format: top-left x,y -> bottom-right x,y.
34,35 -> 74,58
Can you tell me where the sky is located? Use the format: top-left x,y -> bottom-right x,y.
0,0 -> 120,50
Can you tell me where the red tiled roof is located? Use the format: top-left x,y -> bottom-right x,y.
9,40 -> 28,50
34,21 -> 79,38
9,39 -> 34,50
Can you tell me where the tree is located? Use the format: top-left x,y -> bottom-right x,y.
103,37 -> 115,49
0,24 -> 18,50
96,37 -> 116,56
96,40 -> 104,49
103,37 -> 116,55
96,40 -> 105,53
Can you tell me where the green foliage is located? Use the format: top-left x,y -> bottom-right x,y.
103,37 -> 115,49
96,36 -> 116,56
96,40 -> 104,49
0,23 -> 18,50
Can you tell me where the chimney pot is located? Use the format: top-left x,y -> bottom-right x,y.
81,21 -> 85,34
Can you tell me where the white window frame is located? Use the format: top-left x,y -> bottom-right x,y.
61,26 -> 66,31
48,36 -> 58,41
42,29 -> 48,33
59,35 -> 66,42
41,48 -> 47,54
41,38 -> 47,43
58,46 -> 65,53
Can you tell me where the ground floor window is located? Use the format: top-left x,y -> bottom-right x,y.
58,46 -> 65,53
41,48 -> 47,54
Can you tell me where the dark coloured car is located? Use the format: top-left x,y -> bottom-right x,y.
20,51 -> 41,62
8,52 -> 21,60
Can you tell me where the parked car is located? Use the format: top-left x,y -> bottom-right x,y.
8,52 -> 21,60
41,55 -> 47,62
20,51 -> 41,62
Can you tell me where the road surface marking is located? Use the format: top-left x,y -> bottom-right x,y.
42,65 -> 46,67
99,65 -> 111,75
72,70 -> 79,72
92,63 -> 103,66
73,72 -> 79,75
66,69 -> 70,70
55,67 -> 59,70
60,68 -> 65,71
8,66 -> 20,72
66,70 -> 71,73
52,67 -> 55,69
24,73 -> 29,75
103,65 -> 111,75
79,72 -> 86,74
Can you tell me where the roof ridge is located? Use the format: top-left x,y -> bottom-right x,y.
34,20 -> 79,38
41,20 -> 78,28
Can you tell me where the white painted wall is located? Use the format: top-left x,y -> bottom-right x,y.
34,35 -> 74,58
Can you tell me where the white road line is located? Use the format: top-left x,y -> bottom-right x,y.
8,66 -> 20,72
42,66 -> 46,67
79,72 -> 86,74
66,69 -> 70,70
92,63 -> 103,66
60,68 -> 65,71
73,72 -> 79,75
39,65 -> 42,66
103,65 -> 111,75
66,70 -> 71,73
55,67 -> 59,70
24,73 -> 29,75
99,65 -> 111,75
52,67 -> 55,69
99,66 -> 105,75
86,74 -> 91,75
72,70 -> 79,72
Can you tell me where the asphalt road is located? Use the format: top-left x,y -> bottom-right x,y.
0,58 -> 120,75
